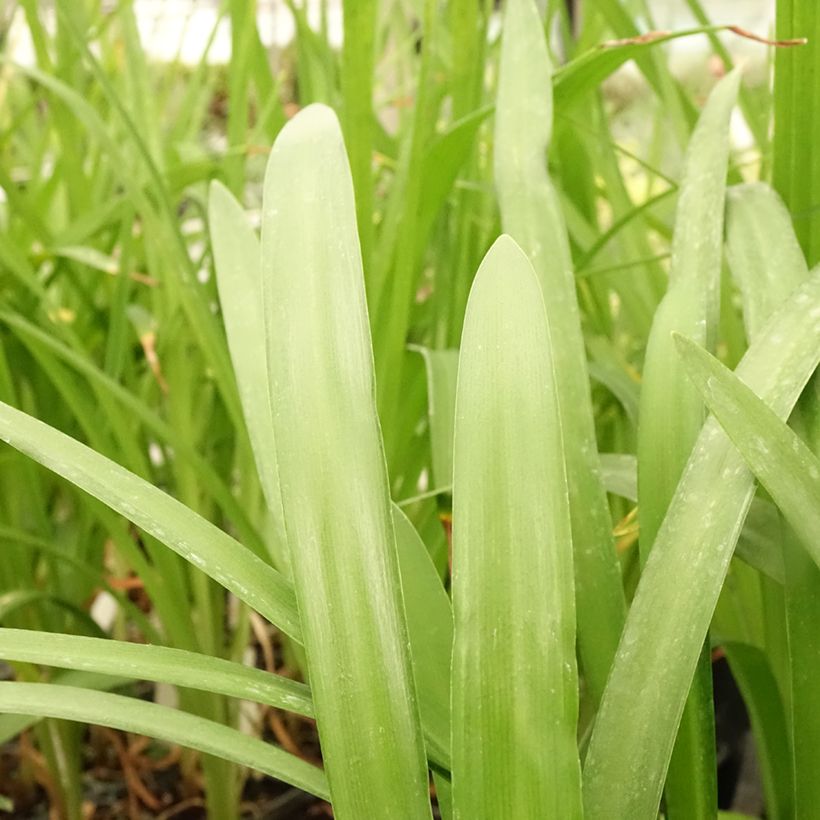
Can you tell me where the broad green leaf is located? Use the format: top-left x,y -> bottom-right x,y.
393,505 -> 453,769
0,401 -> 301,641
0,682 -> 328,800
676,334 -> 820,562
725,184 -> 808,342
583,269 -> 820,820
635,69 -> 740,818
0,628 -> 312,717
495,0 -> 624,705
451,236 -> 581,819
208,181 -> 288,564
261,104 -> 431,820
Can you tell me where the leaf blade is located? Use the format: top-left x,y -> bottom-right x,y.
451,236 -> 581,819
261,104 -> 432,819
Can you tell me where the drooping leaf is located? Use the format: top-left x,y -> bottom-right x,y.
0,682 -> 328,800
0,628 -> 312,717
0,401 -> 301,641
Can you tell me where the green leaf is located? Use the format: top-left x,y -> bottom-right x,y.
725,183 -> 808,342
0,401 -> 301,641
416,106 -> 493,258
0,682 -> 328,800
451,236 -> 581,818
675,334 -> 820,562
0,628 -> 312,717
583,269 -> 820,820
261,104 -> 432,820
599,453 -> 637,502
393,505 -> 453,770
410,346 -> 459,490
724,642 -> 793,820
635,68 -> 740,819
0,670 -> 133,744
208,181 -> 288,563
495,0 -> 624,706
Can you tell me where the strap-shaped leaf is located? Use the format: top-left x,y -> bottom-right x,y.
636,69 -> 740,818
676,334 -> 820,562
0,401 -> 300,640
393,505 -> 453,770
495,0 -> 624,706
583,269 -> 820,820
0,628 -> 312,717
0,682 -> 328,800
208,181 -> 288,562
725,183 -> 808,342
261,104 -> 432,819
451,236 -> 581,819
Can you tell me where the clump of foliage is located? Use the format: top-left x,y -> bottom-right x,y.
0,1 -> 818,818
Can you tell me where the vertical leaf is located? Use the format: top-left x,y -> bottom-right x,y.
208,182 -> 288,565
635,69 -> 740,819
261,104 -> 432,820
451,236 -> 581,819
495,0 -> 624,705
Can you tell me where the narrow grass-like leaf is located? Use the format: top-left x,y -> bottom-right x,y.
495,0 -> 624,705
773,0 -> 820,265
0,629 -> 312,717
583,269 -> 820,820
725,184 -> 808,341
261,104 -> 431,820
676,335 -> 820,561
0,401 -> 301,641
451,236 -> 581,819
0,682 -> 328,800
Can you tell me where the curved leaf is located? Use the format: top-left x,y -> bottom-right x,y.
0,682 -> 328,800
0,401 -> 301,641
0,628 -> 312,717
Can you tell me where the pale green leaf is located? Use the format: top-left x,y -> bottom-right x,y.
451,236 -> 581,819
261,104 -> 432,819
495,0 -> 624,705
676,334 -> 820,567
